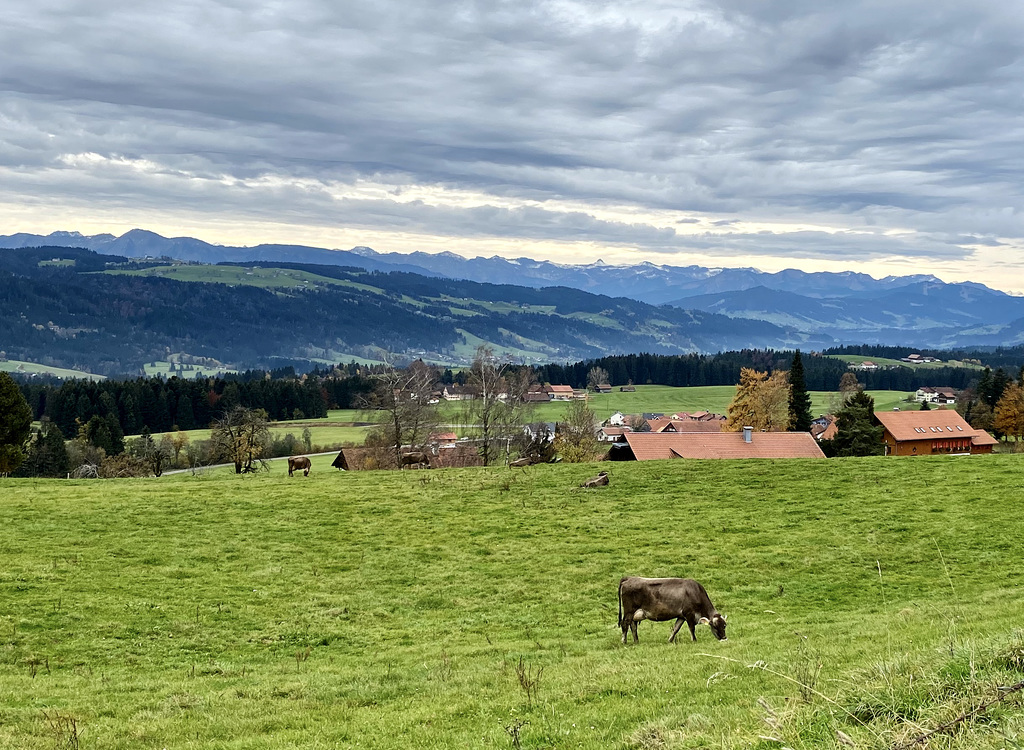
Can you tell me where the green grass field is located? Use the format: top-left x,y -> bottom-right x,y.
140,386 -> 921,450
500,386 -> 914,423
2,455 -> 1022,748
142,361 -> 236,378
147,423 -> 372,449
831,354 -> 985,371
105,264 -> 380,293
0,359 -> 106,380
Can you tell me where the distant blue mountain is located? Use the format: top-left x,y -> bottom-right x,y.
2,228 -> 1020,348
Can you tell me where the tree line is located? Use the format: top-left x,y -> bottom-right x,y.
532,349 -> 1023,391
17,372 -> 376,440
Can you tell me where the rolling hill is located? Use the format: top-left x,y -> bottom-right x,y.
0,246 -> 827,375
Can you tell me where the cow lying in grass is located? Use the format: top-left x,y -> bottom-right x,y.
618,576 -> 727,644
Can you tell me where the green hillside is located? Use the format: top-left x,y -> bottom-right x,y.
2,456 -> 1022,748
1,246 -> 822,375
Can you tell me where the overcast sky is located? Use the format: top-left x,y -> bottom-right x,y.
3,1 -> 1024,290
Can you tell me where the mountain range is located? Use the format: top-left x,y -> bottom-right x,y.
0,245 -> 826,376
3,229 -> 1024,373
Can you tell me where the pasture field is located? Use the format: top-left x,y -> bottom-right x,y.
143,361 -> 236,378
137,386 -> 917,447
145,423 -> 372,449
0,359 -> 105,381
831,354 -> 985,371
440,386 -> 915,423
2,456 -> 1023,749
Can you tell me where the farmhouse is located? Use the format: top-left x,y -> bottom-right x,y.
850,360 -> 880,371
544,384 -> 575,401
915,386 -> 957,405
610,429 -> 825,460
442,384 -> 477,401
598,426 -> 631,443
521,391 -> 551,403
810,415 -> 838,441
874,410 -> 997,456
646,418 -> 724,434
595,382 -> 613,393
670,410 -> 727,423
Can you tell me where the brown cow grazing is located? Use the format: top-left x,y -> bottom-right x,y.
618,577 -> 727,644
400,451 -> 430,469
288,456 -> 312,477
580,471 -> 609,488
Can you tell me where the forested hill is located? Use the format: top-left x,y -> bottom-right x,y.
0,246 -> 827,375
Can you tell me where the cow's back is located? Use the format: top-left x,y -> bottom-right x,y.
619,576 -> 713,620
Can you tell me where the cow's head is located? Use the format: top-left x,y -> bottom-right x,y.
700,613 -> 728,641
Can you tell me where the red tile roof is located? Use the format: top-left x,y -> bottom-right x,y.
545,385 -> 574,393
622,431 -> 825,460
648,419 -> 724,434
971,431 -> 999,447
601,427 -> 630,436
873,410 -> 989,443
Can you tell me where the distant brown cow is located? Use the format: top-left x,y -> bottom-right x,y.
288,456 -> 312,477
580,471 -> 609,488
618,577 -> 727,644
509,457 -> 533,468
400,451 -> 430,469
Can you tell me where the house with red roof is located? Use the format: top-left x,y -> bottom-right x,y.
544,384 -> 575,401
874,410 -> 996,456
611,428 -> 825,461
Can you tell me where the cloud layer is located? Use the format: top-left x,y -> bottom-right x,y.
2,1 -> 1024,287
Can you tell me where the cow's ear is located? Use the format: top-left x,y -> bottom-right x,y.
698,617 -> 710,625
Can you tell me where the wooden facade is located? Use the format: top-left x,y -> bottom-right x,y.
874,410 -> 997,456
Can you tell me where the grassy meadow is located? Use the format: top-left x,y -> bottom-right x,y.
2,454 -> 1023,749
139,385 -> 918,448
438,386 -> 914,425
0,359 -> 106,381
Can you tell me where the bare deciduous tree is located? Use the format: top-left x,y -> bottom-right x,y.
464,347 -> 538,465
586,366 -> 611,391
364,358 -> 440,467
211,406 -> 271,473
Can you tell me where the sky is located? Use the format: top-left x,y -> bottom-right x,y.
2,1 -> 1024,291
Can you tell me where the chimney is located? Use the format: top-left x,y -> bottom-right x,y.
743,426 -> 753,443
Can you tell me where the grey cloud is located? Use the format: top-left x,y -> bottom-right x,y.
1,0 -> 1024,265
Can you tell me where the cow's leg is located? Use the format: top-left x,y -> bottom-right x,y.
687,617 -> 698,642
669,618 -> 685,643
620,616 -> 630,644
288,467 -> 294,477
